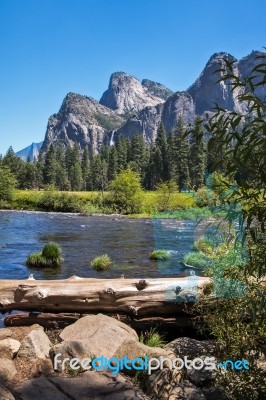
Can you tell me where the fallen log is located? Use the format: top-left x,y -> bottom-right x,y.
4,312 -> 194,330
0,275 -> 209,316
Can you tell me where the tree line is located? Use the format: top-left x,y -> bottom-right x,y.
0,116 -> 223,192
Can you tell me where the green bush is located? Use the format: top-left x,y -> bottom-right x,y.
149,250 -> 171,261
91,254 -> 112,270
139,327 -> 166,348
108,168 -> 144,214
38,189 -> 84,212
0,166 -> 17,203
26,242 -> 63,268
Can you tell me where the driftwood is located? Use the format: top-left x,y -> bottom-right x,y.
0,275 -> 209,317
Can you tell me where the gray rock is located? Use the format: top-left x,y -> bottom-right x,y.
0,384 -> 15,400
59,314 -> 138,359
17,328 -> 51,361
169,380 -> 207,399
188,366 -> 216,387
203,386 -> 229,400
0,338 -> 20,358
100,72 -> 164,115
41,92 -> 125,154
0,358 -> 17,383
116,103 -> 163,145
117,90 -> 195,146
164,337 -> 216,359
51,340 -> 89,364
14,371 -> 149,400
147,368 -> 182,399
187,52 -> 238,115
142,79 -> 173,101
0,329 -> 12,341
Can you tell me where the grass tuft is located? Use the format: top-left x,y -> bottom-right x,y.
149,249 -> 171,261
91,254 -> 112,270
26,242 -> 63,268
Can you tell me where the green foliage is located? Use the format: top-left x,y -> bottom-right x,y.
193,54 -> 266,399
149,249 -> 171,261
0,166 -> 17,203
94,113 -> 124,131
183,251 -> 210,269
26,242 -> 63,268
155,180 -> 178,211
139,327 -> 166,348
91,254 -> 112,270
189,116 -> 206,190
108,167 -> 144,214
42,242 -> 62,261
38,188 -> 84,212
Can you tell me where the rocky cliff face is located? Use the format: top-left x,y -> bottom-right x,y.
238,50 -> 266,101
116,91 -> 195,143
99,72 -> 164,115
41,51 -> 266,153
142,79 -> 174,100
42,92 -> 125,153
187,52 -> 238,115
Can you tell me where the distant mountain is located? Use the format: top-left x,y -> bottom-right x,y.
39,50 -> 266,153
16,142 -> 43,161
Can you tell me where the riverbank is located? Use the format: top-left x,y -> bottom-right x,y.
0,189 -> 226,220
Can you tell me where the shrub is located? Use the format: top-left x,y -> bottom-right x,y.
149,250 -> 171,261
91,254 -> 112,270
0,166 -> 17,203
26,242 -> 63,268
140,327 -> 166,348
108,168 -> 144,214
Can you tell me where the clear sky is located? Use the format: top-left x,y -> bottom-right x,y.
0,0 -> 265,155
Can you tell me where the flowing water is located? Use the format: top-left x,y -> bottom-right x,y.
0,210 -> 202,280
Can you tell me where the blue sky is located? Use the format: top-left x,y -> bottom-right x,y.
0,0 -> 265,155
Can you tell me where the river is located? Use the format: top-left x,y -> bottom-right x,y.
0,210 -> 201,280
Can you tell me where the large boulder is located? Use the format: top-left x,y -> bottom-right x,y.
114,339 -> 169,361
14,371 -> 149,400
0,338 -> 20,358
164,337 -> 216,359
147,368 -> 183,399
17,327 -> 51,361
0,384 -> 15,400
59,314 -> 138,358
168,380 -> 207,400
0,358 -> 17,384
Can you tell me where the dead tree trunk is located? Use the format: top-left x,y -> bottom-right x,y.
0,276 -> 209,317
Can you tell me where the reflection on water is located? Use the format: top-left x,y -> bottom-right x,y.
0,210 -> 202,280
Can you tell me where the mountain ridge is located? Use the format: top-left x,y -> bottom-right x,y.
16,50 -> 266,156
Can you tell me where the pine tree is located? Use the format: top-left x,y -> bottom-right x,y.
129,134 -> 147,175
155,123 -> 169,181
55,145 -> 70,190
167,130 -> 179,184
108,146 -> 118,182
175,117 -> 191,191
189,117 -> 206,190
81,147 -> 91,190
43,144 -> 57,186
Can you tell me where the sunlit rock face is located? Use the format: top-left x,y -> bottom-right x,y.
40,51 -> 266,154
99,72 -> 165,115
